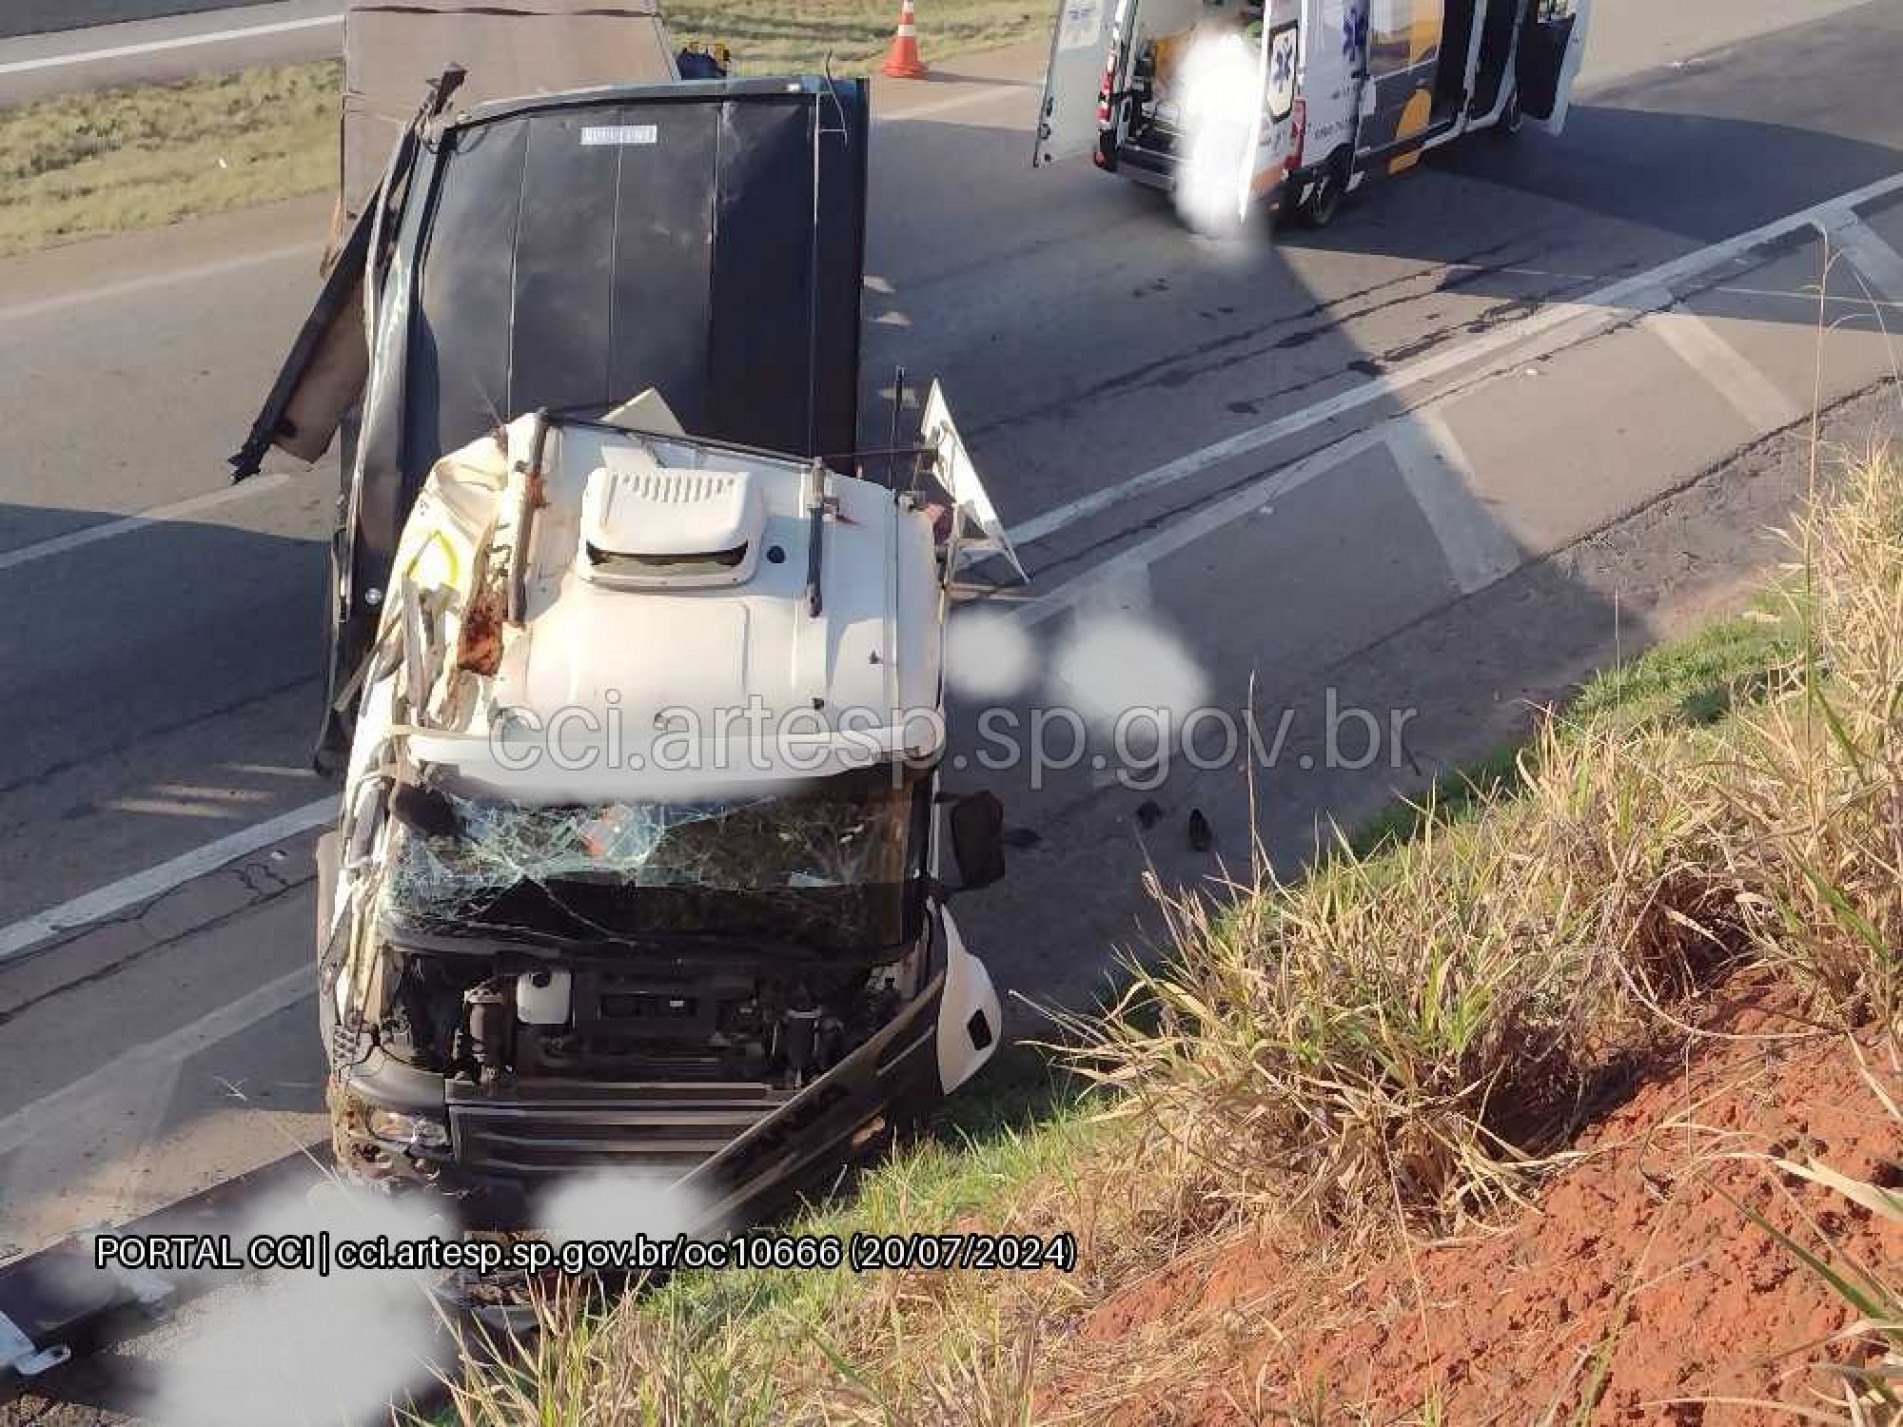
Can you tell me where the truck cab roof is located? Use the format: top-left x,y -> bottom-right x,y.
373,410 -> 954,804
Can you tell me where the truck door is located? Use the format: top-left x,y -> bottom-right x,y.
921,382 -> 1027,584
1034,0 -> 1123,165
1515,0 -> 1592,134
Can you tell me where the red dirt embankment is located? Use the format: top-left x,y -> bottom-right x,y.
1069,991 -> 1901,1425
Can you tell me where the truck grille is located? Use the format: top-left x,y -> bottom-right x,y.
447,1081 -> 794,1176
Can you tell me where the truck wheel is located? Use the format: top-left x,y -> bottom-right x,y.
1296,158 -> 1345,229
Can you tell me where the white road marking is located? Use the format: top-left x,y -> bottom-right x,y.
0,14 -> 343,78
1704,282 -> 1902,311
1386,409 -> 1522,595
0,798 -> 332,965
108,797 -> 276,819
1013,425 -> 1393,629
1008,170 -> 1903,550
0,240 -> 319,325
0,966 -> 310,1158
100,1061 -> 186,1225
0,472 -> 291,574
1644,308 -> 1807,432
1817,211 -> 1903,302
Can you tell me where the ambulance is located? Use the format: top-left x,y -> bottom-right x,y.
1034,0 -> 1592,227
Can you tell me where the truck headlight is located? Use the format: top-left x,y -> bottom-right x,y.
366,1109 -> 451,1150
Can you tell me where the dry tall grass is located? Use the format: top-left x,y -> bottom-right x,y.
451,445 -> 1900,1424
1078,445 -> 1900,1240
0,61 -> 337,257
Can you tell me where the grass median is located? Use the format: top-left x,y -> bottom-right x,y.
0,1 -> 1045,259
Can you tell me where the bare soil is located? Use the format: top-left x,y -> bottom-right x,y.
1056,985 -> 1902,1425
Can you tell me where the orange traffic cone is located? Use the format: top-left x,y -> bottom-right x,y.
881,0 -> 928,79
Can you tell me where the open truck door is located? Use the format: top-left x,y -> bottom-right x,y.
1516,0 -> 1592,135
1034,0 -> 1120,166
919,380 -> 1027,586
236,77 -> 871,766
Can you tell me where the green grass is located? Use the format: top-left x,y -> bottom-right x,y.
1568,607 -> 1800,729
0,2 -> 1047,259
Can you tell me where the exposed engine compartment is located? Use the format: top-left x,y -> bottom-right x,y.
370,943 -> 921,1090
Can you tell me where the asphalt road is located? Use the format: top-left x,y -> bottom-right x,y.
0,0 -> 340,104
1,0 -> 1900,1416
0,1 -> 278,42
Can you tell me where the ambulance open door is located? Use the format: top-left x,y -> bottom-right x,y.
1034,0 -> 1120,165
1515,0 -> 1592,135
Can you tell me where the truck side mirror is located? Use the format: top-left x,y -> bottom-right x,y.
948,791 -> 1007,892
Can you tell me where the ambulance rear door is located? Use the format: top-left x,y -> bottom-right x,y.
1515,0 -> 1592,135
1034,0 -> 1123,165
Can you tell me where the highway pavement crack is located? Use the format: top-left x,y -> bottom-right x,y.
0,865 -> 316,1027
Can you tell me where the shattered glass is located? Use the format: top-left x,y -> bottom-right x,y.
383,775 -> 922,952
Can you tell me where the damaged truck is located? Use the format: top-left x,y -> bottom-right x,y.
313,397 -> 1016,1234
230,17 -> 1025,1234
0,6 -> 1023,1382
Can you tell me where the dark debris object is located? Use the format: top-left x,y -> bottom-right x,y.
1187,809 -> 1212,852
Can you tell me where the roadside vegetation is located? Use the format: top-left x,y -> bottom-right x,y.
444,441 -> 1902,1424
0,60 -> 337,258
0,1 -> 1044,259
670,0 -> 1044,74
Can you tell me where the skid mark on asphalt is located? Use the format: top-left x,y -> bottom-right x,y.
1012,171 -> 1903,552
969,232 -> 1547,437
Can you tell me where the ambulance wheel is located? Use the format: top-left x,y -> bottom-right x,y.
1296,159 -> 1345,229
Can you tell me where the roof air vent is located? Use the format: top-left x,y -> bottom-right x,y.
577,460 -> 766,589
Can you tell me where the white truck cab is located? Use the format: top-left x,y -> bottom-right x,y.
317,394 -> 1022,1233
1035,0 -> 1593,228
